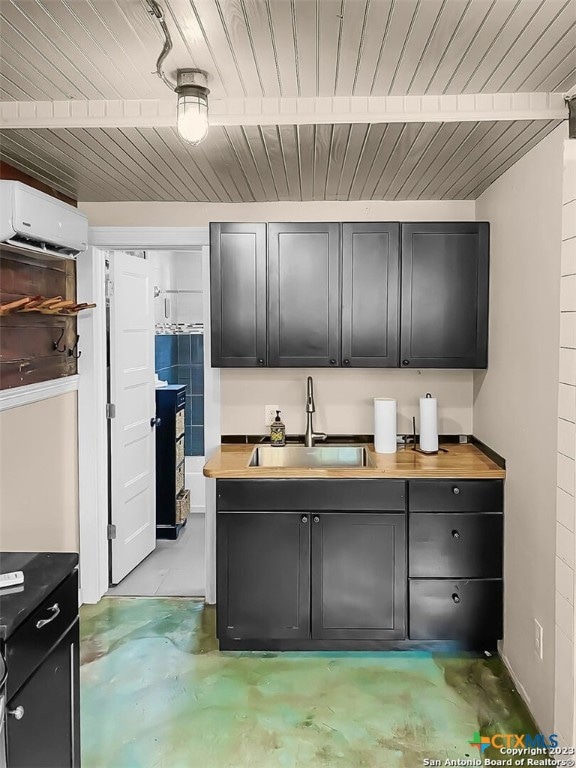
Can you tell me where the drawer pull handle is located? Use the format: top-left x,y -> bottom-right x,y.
301,516 -> 308,524
451,530 -> 460,539
452,487 -> 460,495
36,602 -> 60,629
8,706 -> 25,720
452,593 -> 460,604
313,516 -> 320,523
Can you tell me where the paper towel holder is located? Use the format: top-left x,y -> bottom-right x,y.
411,414 -> 448,455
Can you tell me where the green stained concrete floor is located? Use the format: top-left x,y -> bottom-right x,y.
80,598 -> 545,768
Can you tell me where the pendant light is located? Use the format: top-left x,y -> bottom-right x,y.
176,69 -> 210,145
145,0 -> 210,145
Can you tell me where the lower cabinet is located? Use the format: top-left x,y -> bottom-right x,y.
217,509 -> 406,644
4,566 -> 80,768
312,513 -> 405,640
6,621 -> 80,768
217,512 -> 310,640
216,478 -> 503,650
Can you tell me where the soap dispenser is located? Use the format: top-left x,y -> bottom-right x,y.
270,410 -> 286,447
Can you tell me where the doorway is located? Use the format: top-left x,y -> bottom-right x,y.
106,248 -> 206,597
77,227 -> 218,606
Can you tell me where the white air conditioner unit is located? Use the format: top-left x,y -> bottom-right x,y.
0,180 -> 88,258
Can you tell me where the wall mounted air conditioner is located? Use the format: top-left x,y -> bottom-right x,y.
0,180 -> 88,259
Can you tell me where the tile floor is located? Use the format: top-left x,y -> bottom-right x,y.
80,597 -> 545,768
107,514 -> 205,597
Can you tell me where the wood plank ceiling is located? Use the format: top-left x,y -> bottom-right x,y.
0,120 -> 562,201
1,0 -> 574,100
0,0 -> 574,202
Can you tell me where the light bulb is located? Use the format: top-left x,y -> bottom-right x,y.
177,92 -> 209,145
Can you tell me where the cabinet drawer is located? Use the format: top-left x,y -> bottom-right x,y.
408,480 -> 503,512
409,513 -> 502,578
217,479 -> 406,511
409,578 -> 502,642
6,570 -> 78,698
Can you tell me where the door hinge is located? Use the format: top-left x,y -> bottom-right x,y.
105,276 -> 114,301
107,524 -> 117,540
106,403 -> 116,419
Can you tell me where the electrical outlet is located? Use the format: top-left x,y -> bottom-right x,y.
265,405 -> 279,427
534,619 -> 544,660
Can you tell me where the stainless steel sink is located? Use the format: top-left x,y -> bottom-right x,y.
248,445 -> 375,469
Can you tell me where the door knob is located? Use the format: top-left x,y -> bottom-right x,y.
313,516 -> 320,523
301,516 -> 308,524
258,358 -> 265,366
452,486 -> 460,495
402,359 -> 410,366
329,359 -> 337,365
343,359 -> 350,365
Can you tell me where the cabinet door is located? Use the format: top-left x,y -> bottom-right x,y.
6,621 -> 80,768
311,513 -> 406,640
217,513 -> 310,640
210,223 -> 267,367
341,223 -> 400,367
268,223 -> 340,366
400,222 -> 489,368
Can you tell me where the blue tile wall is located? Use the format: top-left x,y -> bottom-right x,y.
161,333 -> 204,456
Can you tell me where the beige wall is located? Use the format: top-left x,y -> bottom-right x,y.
474,124 -> 567,732
80,199 -> 475,227
0,392 -> 79,552
82,198 -> 477,436
221,368 -> 473,435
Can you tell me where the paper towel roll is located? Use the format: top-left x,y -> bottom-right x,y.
374,398 -> 397,454
419,393 -> 438,453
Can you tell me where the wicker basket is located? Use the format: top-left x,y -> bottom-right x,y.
176,410 -> 185,438
176,488 -> 190,524
176,436 -> 185,466
176,463 -> 185,495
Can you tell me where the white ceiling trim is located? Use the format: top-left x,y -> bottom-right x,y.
0,92 -> 567,129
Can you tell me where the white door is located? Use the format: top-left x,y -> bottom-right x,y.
109,250 -> 156,584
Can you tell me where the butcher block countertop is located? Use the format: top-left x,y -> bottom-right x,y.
203,442 -> 506,479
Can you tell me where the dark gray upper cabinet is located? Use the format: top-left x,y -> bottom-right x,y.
400,222 -> 489,368
268,222 -> 340,367
210,222 -> 267,367
341,222 -> 400,367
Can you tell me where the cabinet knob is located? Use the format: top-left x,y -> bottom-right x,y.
258,358 -> 265,366
343,359 -> 350,365
402,359 -> 410,366
150,417 -> 161,428
452,593 -> 461,604
452,486 -> 460,495
329,359 -> 337,365
9,706 -> 25,720
451,530 -> 460,539
301,516 -> 308,524
313,516 -> 320,523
